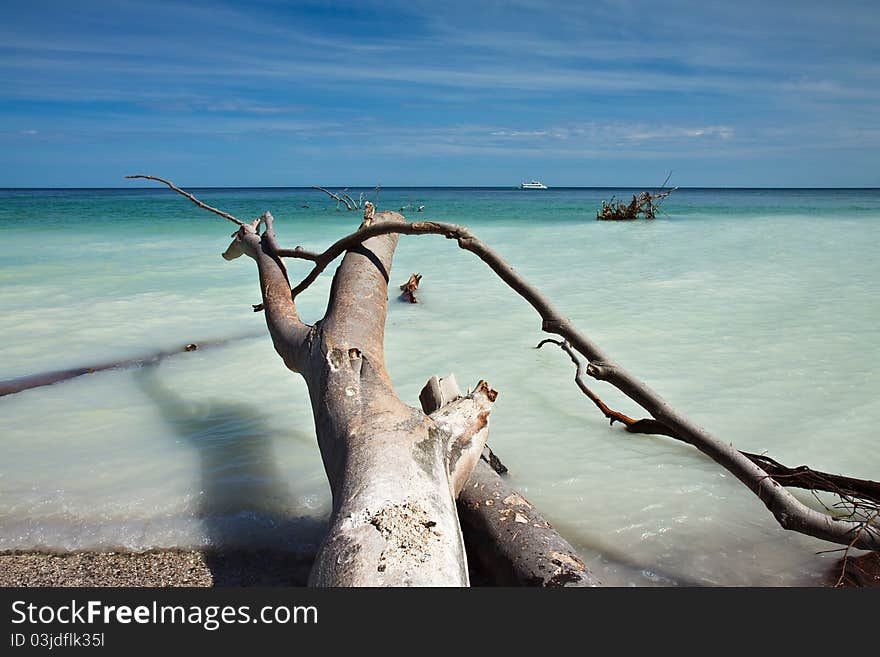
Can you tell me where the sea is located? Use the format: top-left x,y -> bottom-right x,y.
1,186 -> 877,586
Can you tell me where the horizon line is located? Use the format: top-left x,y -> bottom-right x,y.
2,185 -> 879,191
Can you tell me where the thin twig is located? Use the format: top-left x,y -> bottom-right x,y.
125,175 -> 244,226
835,509 -> 879,587
655,170 -> 673,196
312,186 -> 356,211
536,338 -> 638,428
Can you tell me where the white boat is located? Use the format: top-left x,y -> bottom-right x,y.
520,180 -> 548,189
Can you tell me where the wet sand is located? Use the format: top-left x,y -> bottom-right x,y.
2,549 -> 875,587
0,550 -> 313,587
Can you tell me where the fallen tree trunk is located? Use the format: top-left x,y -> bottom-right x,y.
420,375 -> 599,586
274,219 -> 879,549
219,206 -> 497,586
457,462 -> 600,587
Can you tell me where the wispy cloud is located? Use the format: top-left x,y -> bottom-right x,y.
0,0 -> 877,185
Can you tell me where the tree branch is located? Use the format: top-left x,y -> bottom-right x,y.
271,218 -> 880,549
125,176 -> 880,551
312,186 -> 357,211
536,338 -> 880,506
125,175 -> 245,226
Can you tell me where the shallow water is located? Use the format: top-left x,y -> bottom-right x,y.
1,187 -> 878,585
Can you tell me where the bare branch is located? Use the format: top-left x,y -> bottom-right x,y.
339,189 -> 359,210
125,175 -> 245,226
123,176 -> 880,552
312,186 -> 356,211
0,332 -> 260,397
536,338 -> 641,429
537,337 -> 880,505
272,217 -> 879,549
655,170 -> 673,196
835,511 -> 880,588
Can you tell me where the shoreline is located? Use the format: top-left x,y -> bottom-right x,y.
1,549 -> 876,587
0,549 -> 314,587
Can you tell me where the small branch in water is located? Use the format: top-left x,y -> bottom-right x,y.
0,333 -> 262,397
536,337 -> 880,507
399,273 -> 422,303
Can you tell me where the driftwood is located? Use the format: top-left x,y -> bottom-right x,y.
273,221 -> 879,549
420,374 -> 599,586
129,174 -> 880,587
458,461 -> 599,586
597,176 -> 677,220
0,334 -> 258,397
536,338 -> 880,550
399,273 -> 422,303
224,205 -> 496,586
312,186 -> 380,212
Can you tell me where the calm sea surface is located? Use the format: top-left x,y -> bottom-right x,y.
1,187 -> 878,585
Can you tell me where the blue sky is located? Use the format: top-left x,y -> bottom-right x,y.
1,0 -> 878,187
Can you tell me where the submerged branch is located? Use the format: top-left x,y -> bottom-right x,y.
0,333 -> 262,397
274,219 -> 880,548
536,337 -> 880,507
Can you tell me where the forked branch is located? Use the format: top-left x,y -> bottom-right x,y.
536,338 -> 880,506
276,219 -> 880,548
312,186 -> 357,210
129,175 -> 880,550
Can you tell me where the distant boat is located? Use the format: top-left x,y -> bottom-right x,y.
520,180 -> 548,189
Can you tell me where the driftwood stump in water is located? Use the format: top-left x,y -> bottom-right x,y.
399,273 -> 422,303
597,187 -> 677,220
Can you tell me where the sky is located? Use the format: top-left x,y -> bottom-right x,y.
1,0 -> 878,187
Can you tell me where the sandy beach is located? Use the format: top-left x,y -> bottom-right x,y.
2,549 -> 876,587
0,550 -> 314,587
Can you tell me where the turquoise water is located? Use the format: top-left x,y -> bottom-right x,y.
1,187 -> 878,585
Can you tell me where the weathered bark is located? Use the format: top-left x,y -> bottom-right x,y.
419,375 -> 599,586
458,463 -> 600,587
221,209 -> 496,585
132,174 -> 879,580
398,272 -> 422,303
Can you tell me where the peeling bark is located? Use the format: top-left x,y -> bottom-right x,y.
458,462 -> 600,587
